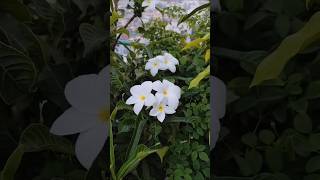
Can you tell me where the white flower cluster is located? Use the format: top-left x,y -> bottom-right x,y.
145,52 -> 179,76
126,79 -> 181,122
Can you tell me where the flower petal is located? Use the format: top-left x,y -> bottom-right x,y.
50,107 -> 100,135
133,102 -> 144,115
169,85 -> 181,99
65,74 -> 106,114
145,61 -> 152,70
164,106 -> 176,114
157,112 -> 165,122
144,94 -> 155,106
75,124 -> 108,169
141,81 -> 153,93
210,108 -> 220,150
168,64 -> 176,73
150,68 -> 158,76
155,93 -> 164,102
167,95 -> 179,109
126,96 -> 137,105
149,108 -> 158,116
130,85 -> 141,96
152,80 -> 162,91
211,76 -> 226,118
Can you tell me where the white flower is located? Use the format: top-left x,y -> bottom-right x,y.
161,52 -> 179,73
142,0 -> 158,11
152,80 -> 181,109
149,100 -> 176,122
165,20 -> 192,35
115,44 -> 130,63
138,37 -> 150,45
145,56 -> 166,76
126,81 -> 156,115
210,76 -> 226,150
50,66 -> 110,170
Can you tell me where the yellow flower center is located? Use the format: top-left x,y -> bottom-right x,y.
158,104 -> 164,112
163,89 -> 168,96
139,95 -> 146,101
153,63 -> 158,67
164,59 -> 168,64
99,107 -> 109,123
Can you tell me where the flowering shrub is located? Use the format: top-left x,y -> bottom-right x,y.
111,0 -> 211,179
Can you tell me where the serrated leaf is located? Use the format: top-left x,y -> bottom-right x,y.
251,12 -> 320,86
189,65 -> 210,89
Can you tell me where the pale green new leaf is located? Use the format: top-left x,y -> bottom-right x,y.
189,65 -> 210,89
251,11 -> 320,87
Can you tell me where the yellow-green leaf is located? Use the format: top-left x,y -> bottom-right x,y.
189,65 -> 210,89
182,38 -> 205,50
156,146 -> 169,163
205,49 -> 210,63
111,11 -> 121,25
251,11 -> 320,87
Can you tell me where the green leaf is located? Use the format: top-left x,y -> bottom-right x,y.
178,3 -> 210,24
189,65 -> 210,89
0,42 -> 37,105
20,124 -> 74,154
245,150 -> 263,174
251,11 -> 320,86
198,152 -> 209,162
116,145 -> 168,179
241,133 -> 258,147
293,113 -> 312,134
156,146 -> 169,163
309,133 -> 320,150
234,155 -> 253,176
109,120 -> 116,180
265,147 -> 283,172
306,156 -> 320,173
305,81 -> 320,99
205,49 -> 210,63
0,13 -> 45,69
274,14 -> 291,37
244,11 -> 270,30
79,23 -> 108,56
0,145 -> 25,180
0,0 -> 32,22
259,129 -> 276,145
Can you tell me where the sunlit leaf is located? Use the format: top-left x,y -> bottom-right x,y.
189,65 -> 210,89
251,11 -> 320,86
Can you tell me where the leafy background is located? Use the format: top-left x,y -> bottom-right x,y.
0,0 -> 108,179
213,0 -> 320,179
